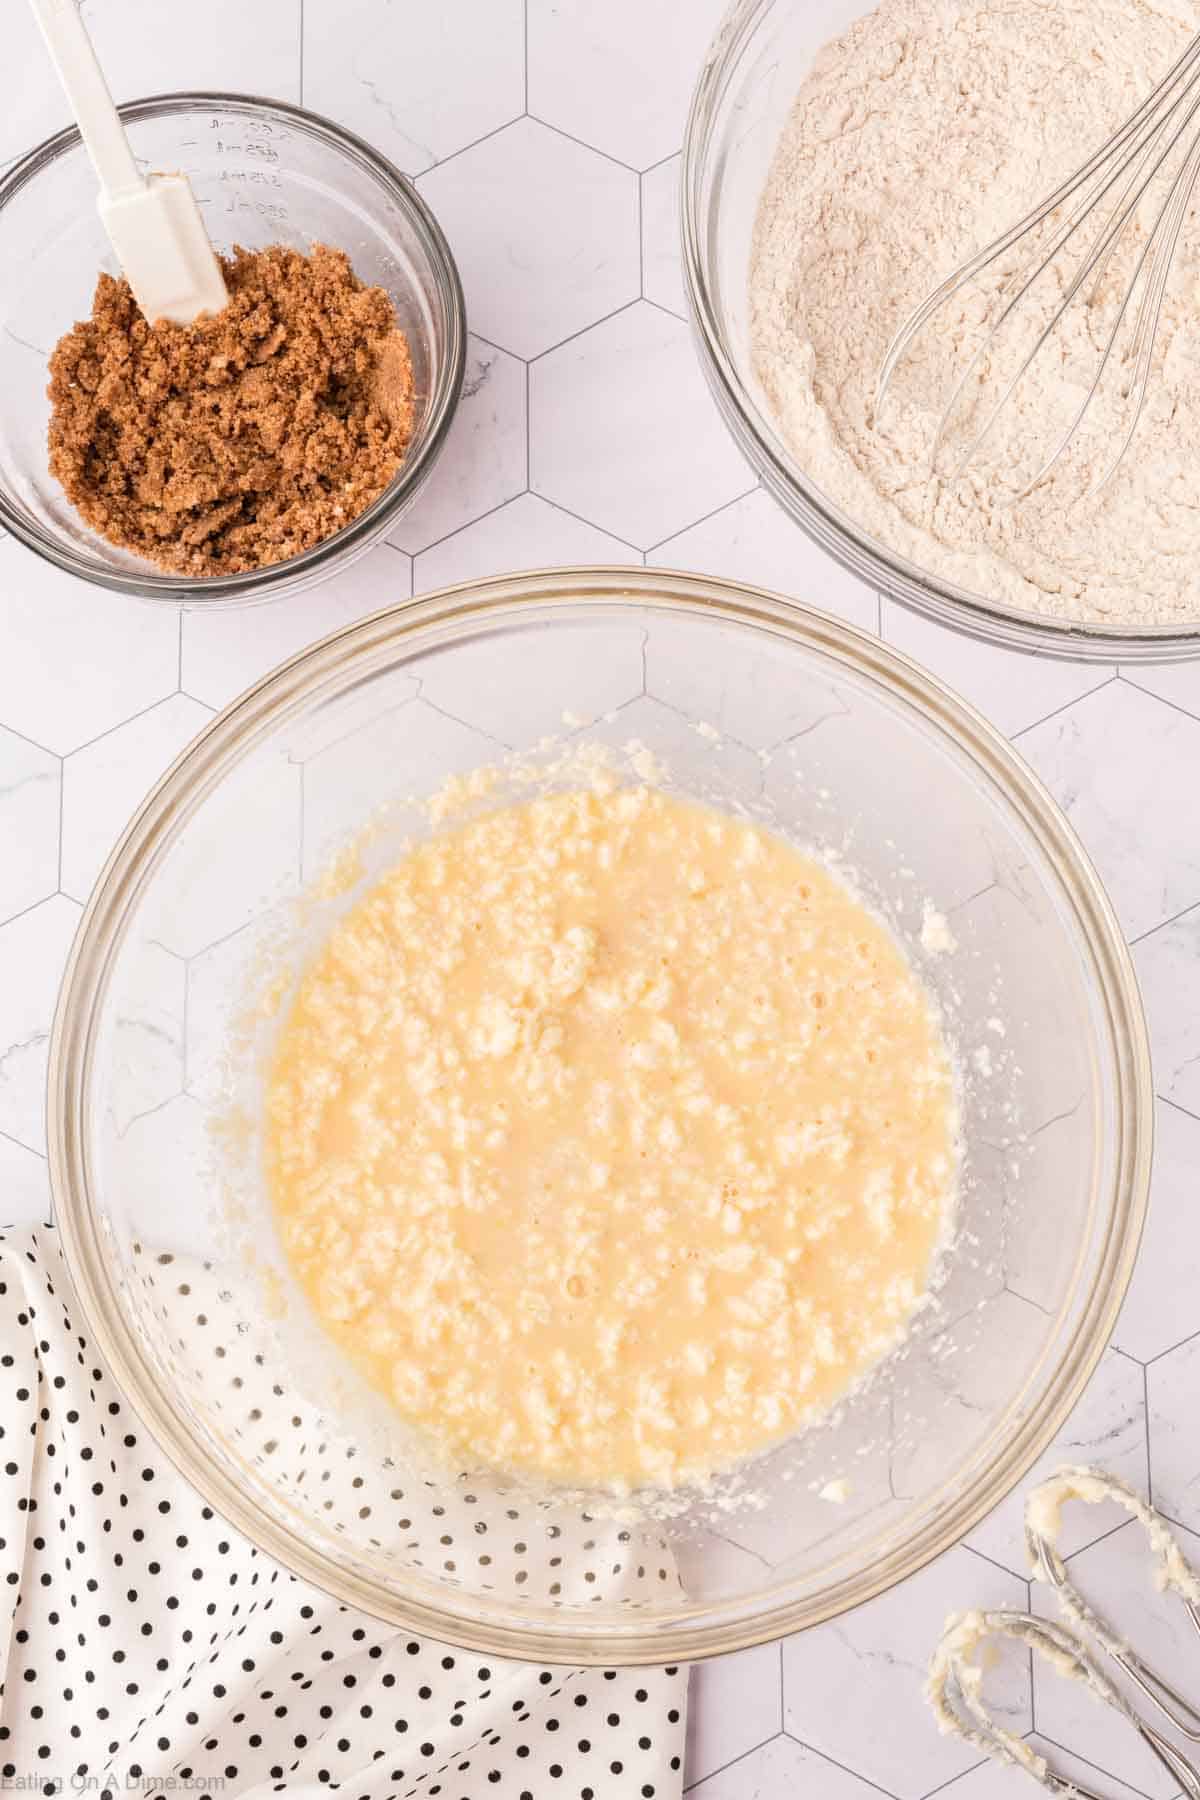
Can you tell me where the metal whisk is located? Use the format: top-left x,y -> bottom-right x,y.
876,30 -> 1200,498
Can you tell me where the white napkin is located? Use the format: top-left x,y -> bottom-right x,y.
0,1225 -> 687,1798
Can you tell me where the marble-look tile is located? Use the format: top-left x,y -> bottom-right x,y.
1029,1518 -> 1200,1796
418,120 -> 639,360
301,698 -> 500,879
0,728 -> 60,925
965,1353 -> 1147,1575
686,1644 -> 782,1791
880,600 -> 1114,739
0,1136 -> 51,1229
0,893 -> 81,1152
302,0 -> 523,177
61,695 -> 214,904
414,493 -> 635,593
184,923 -> 267,1111
1018,680 -> 1200,941
1114,1098 -> 1200,1363
783,1545 -> 1030,1800
4,0 -> 300,168
417,613 -> 645,744
643,608 -> 854,752
0,541 -> 179,756
687,1733 -> 885,1799
1132,907 -> 1200,1118
1122,659 -> 1200,722
182,541 -> 411,713
143,753 -> 301,961
642,156 -> 686,320
934,1736 -> 1150,1800
1147,1335 -> 1200,1534
649,488 -> 878,634
107,941 -> 187,1136
531,302 -> 751,550
389,338 -> 527,555
527,0 -> 729,170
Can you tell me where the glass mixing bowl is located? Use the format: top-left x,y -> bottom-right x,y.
49,569 -> 1151,1663
682,0 -> 1200,663
0,93 -> 465,606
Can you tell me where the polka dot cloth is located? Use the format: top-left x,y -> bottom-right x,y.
0,1226 -> 687,1797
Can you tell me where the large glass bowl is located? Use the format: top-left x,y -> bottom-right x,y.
0,93 -> 465,606
49,569 -> 1151,1663
682,0 -> 1200,663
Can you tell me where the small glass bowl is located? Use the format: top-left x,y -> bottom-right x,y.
682,0 -> 1200,662
49,569 -> 1151,1663
0,92 -> 465,606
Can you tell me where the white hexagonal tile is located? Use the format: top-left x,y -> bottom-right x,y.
643,606 -> 854,753
934,1737 -> 1149,1800
389,337 -> 527,555
0,541 -> 179,755
184,922 -> 270,1111
0,727 -> 60,925
642,156 -> 686,320
1147,1335 -> 1200,1534
1123,662 -> 1200,722
1114,1098 -> 1200,1364
1132,907 -> 1200,1118
531,302 -> 751,549
182,540 -> 411,713
115,1091 -> 223,1260
1030,1518 -> 1200,1797
143,753 -> 301,961
417,611 -> 645,743
649,489 -> 878,635
783,1545 -> 1030,1800
302,0 -> 523,177
1018,680 -> 1200,942
5,0 -> 300,167
302,697 -> 502,880
107,942 -> 187,1136
0,1135 -> 51,1228
965,1351 -> 1147,1575
686,1643 -> 782,1791
61,694 -> 214,904
418,119 -> 639,360
688,1733 -> 883,1799
527,0 -> 729,170
415,493 -> 635,593
881,601 -> 1114,739
573,693 -> 765,808
0,893 -> 81,1152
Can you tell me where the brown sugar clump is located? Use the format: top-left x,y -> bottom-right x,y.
47,243 -> 416,577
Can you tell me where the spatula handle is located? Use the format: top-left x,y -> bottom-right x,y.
28,0 -> 143,200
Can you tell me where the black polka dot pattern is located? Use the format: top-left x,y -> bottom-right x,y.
0,1228 -> 688,1793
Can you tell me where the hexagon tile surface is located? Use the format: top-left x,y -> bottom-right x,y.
4,7 -> 1200,1800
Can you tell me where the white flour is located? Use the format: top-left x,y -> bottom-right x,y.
751,0 -> 1200,626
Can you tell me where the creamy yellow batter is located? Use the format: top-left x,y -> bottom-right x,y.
266,784 -> 957,1491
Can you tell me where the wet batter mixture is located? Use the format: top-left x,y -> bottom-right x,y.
266,784 -> 957,1491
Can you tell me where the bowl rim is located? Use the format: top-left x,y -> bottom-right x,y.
0,90 -> 466,604
49,567 -> 1154,1662
680,0 -> 1200,664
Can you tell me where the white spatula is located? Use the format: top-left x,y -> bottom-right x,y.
30,0 -> 228,325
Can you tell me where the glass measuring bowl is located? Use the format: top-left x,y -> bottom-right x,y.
49,569 -> 1151,1663
0,93 -> 465,606
682,0 -> 1200,661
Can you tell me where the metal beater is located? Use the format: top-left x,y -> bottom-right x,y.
876,33 -> 1200,498
929,1468 -> 1200,1798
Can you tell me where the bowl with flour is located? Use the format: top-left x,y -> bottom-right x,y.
684,0 -> 1200,658
49,569 -> 1150,1659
